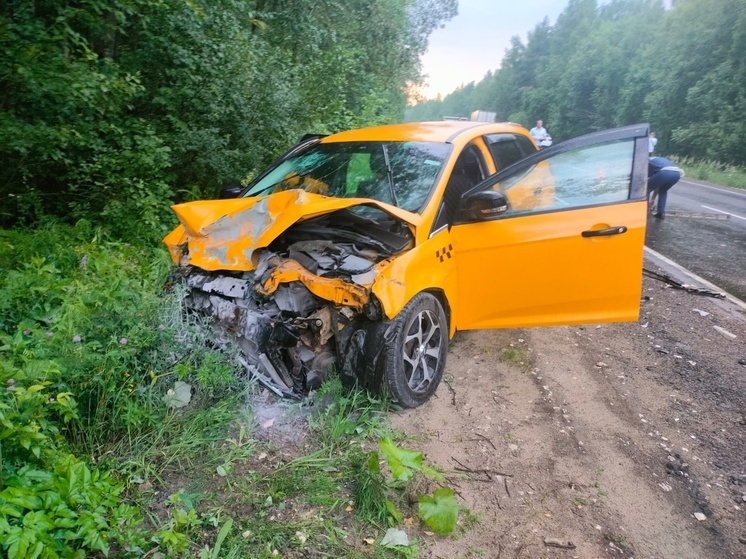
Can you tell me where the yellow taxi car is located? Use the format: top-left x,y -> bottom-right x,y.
164,121 -> 650,407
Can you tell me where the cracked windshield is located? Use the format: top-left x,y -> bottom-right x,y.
245,142 -> 451,211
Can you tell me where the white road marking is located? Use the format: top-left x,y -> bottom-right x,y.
700,205 -> 746,221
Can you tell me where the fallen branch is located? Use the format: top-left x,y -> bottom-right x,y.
544,537 -> 576,550
451,457 -> 513,480
443,376 -> 457,405
472,432 -> 497,450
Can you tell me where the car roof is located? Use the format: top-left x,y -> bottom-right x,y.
322,121 -> 530,144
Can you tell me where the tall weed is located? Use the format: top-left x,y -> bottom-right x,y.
676,156 -> 746,190
0,223 -> 246,557
1,223 -> 239,455
0,329 -> 146,557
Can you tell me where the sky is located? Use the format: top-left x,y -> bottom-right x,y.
419,0 -> 571,99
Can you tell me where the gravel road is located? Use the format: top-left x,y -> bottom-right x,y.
391,254 -> 746,559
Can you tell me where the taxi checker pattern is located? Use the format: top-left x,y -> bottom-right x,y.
436,244 -> 453,262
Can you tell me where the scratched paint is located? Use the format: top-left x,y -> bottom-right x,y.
165,189 -> 419,273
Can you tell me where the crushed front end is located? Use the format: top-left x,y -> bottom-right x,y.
166,198 -> 415,398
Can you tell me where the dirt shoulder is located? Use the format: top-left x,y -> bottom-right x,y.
390,256 -> 746,559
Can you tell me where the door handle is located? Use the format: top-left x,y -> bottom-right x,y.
581,226 -> 628,238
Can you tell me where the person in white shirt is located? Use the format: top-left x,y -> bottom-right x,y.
648,132 -> 658,154
530,119 -> 552,148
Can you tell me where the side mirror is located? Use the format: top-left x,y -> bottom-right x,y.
458,190 -> 509,221
219,184 -> 243,199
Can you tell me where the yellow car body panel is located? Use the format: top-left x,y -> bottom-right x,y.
370,198 -> 645,335
370,228 -> 459,334
450,200 -> 647,329
258,258 -> 370,310
324,120 -> 530,144
164,189 -> 419,272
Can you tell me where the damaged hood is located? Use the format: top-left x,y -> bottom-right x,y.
163,189 -> 421,272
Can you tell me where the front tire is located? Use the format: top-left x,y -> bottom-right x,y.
383,293 -> 448,408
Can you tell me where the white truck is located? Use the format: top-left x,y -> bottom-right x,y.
470,110 -> 497,122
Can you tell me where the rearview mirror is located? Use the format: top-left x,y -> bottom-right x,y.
458,190 -> 509,221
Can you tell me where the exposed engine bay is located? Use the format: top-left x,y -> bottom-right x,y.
177,207 -> 414,397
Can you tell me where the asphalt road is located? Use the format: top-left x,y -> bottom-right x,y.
644,178 -> 746,302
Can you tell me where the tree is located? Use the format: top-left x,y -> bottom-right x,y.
0,0 -> 173,237
406,0 -> 746,167
0,0 -> 458,235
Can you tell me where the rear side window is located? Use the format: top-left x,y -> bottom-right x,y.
485,133 -> 537,170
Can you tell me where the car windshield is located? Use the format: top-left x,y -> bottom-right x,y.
244,141 -> 451,213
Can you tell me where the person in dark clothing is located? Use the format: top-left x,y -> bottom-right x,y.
648,156 -> 683,218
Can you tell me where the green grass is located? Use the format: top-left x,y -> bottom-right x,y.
158,378 -> 413,558
498,344 -> 531,371
112,374 -> 426,558
115,395 -> 249,485
676,156 -> 746,190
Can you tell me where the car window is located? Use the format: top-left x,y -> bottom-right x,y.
485,133 -> 537,170
432,144 -> 487,231
243,141 -> 451,213
493,139 -> 635,216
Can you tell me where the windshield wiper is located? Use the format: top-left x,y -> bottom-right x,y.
381,145 -> 399,207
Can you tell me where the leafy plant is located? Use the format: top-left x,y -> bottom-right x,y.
152,491 -> 205,554
418,488 -> 459,536
367,437 -> 461,536
0,332 -> 145,558
378,437 -> 444,483
0,224 -> 254,557
0,224 -> 242,458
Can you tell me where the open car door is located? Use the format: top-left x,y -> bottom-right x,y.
450,124 -> 649,330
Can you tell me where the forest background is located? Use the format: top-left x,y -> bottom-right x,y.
2,0 -> 745,243
0,0 -> 458,242
407,0 -> 746,169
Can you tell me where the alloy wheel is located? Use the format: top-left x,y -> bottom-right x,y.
401,309 -> 442,393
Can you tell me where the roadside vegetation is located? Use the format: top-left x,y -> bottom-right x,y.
677,158 -> 746,190
0,0 -> 457,238
1,224 -> 468,558
0,3 -> 464,552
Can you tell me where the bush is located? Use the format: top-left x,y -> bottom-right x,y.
675,156 -> 746,190
0,223 -> 244,557
0,329 -> 146,557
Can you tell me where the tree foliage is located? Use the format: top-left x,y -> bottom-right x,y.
406,0 -> 746,168
0,0 -> 456,238
0,0 -> 173,239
